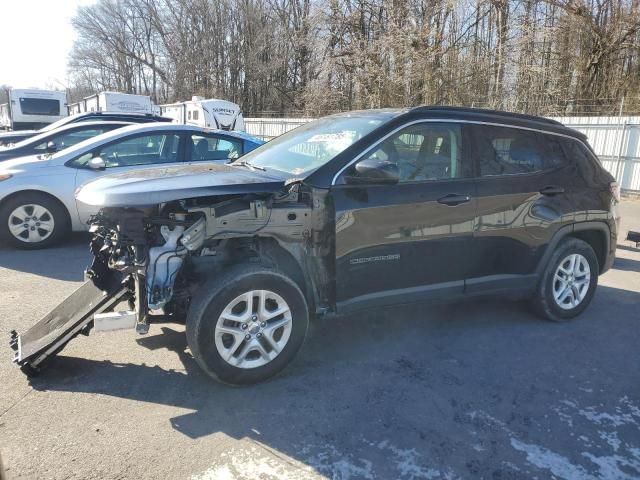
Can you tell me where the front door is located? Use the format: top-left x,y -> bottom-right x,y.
331,121 -> 477,311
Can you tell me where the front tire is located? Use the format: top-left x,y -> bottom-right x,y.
186,265 -> 309,385
531,238 -> 599,321
0,192 -> 70,249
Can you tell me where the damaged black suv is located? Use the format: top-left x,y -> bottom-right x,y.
12,107 -> 620,385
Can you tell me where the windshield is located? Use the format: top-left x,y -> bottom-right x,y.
235,114 -> 391,175
49,126 -> 129,159
10,129 -> 58,148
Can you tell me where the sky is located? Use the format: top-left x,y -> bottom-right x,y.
0,0 -> 96,90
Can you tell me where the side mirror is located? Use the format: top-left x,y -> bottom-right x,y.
45,141 -> 57,152
88,156 -> 106,170
345,158 -> 400,185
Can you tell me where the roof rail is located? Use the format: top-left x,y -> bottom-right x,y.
411,106 -> 564,126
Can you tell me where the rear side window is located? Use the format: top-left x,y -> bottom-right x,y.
471,125 -> 564,176
190,134 -> 242,161
561,138 -> 599,166
34,127 -> 111,150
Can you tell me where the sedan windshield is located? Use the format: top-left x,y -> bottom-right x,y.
234,114 -> 394,175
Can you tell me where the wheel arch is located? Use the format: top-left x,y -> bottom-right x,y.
537,221 -> 611,276
254,237 -> 317,312
0,189 -> 72,228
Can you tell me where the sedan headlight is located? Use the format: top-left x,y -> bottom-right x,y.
0,173 -> 12,181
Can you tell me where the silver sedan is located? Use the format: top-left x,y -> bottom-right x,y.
0,123 -> 265,248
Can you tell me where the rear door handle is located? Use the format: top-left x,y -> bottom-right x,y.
539,185 -> 565,196
437,193 -> 471,206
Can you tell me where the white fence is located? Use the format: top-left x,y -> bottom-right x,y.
245,115 -> 640,193
245,117 -> 312,140
551,116 -> 640,193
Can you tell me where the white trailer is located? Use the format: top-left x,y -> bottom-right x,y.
67,92 -> 154,115
159,97 -> 245,131
0,89 -> 67,130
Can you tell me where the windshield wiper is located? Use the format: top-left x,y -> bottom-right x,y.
231,160 -> 266,171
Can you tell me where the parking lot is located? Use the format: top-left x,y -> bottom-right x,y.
0,200 -> 638,479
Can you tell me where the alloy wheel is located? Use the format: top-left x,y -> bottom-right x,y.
552,253 -> 591,310
214,290 -> 293,369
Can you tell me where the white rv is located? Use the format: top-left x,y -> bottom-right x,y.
0,89 -> 67,130
67,92 -> 154,115
159,97 -> 245,131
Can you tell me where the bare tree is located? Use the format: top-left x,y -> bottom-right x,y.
67,0 -> 640,115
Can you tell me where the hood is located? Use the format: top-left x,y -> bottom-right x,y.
0,130 -> 37,139
0,155 -> 51,173
76,162 -> 287,207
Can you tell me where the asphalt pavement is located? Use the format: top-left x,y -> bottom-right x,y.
0,200 -> 639,479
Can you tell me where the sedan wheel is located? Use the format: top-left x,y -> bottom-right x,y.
0,193 -> 70,249
8,204 -> 56,244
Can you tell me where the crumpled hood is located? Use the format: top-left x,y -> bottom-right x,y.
75,162 -> 287,207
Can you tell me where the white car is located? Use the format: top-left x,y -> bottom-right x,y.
0,123 -> 265,248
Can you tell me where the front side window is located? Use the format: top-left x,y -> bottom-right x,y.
353,122 -> 467,182
472,125 -> 562,176
72,134 -> 180,168
34,128 -> 110,151
190,134 -> 242,161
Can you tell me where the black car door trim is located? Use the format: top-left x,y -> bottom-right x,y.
336,280 -> 464,313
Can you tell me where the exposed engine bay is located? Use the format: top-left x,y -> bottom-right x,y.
11,182 -> 334,373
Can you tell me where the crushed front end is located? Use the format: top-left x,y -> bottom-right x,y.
11,183 -> 331,375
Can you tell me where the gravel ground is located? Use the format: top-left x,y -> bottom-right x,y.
0,200 -> 639,480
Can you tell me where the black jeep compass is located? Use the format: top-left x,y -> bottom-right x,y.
12,107 -> 620,385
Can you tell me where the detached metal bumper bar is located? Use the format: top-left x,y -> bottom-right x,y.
10,279 -> 130,374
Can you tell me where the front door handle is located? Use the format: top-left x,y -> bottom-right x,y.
539,185 -> 565,196
437,193 -> 471,206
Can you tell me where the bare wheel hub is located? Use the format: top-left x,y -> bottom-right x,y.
214,290 -> 292,369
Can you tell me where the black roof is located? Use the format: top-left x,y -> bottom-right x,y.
408,105 -> 584,139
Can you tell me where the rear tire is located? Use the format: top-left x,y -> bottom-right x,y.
530,238 -> 599,321
186,265 -> 309,385
0,192 -> 70,249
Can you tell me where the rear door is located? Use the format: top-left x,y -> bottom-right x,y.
467,123 -> 578,293
332,121 -> 477,310
73,131 -> 184,224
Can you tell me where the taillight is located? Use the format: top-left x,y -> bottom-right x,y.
610,182 -> 621,203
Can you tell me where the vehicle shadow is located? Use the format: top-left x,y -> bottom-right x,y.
25,285 -> 640,477
0,233 -> 89,281
28,284 -> 640,442
613,256 -> 640,272
617,243 -> 640,253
